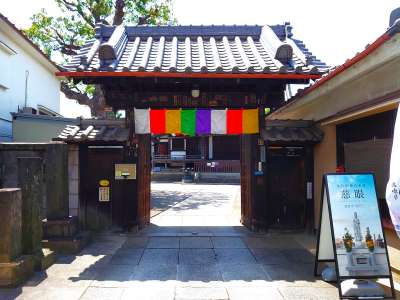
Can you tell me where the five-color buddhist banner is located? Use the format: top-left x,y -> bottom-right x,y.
134,108 -> 259,135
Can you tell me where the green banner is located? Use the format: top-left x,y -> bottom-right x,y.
181,109 -> 196,136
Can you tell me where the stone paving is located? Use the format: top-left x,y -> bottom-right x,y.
0,183 -> 372,299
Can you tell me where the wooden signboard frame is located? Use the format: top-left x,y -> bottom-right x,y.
314,173 -> 395,299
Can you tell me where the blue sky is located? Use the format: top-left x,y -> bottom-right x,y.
1,0 -> 399,117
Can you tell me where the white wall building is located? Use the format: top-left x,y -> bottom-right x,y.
0,13 -> 60,141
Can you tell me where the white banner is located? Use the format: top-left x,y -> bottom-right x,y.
134,108 -> 150,134
386,106 -> 400,237
211,109 -> 227,134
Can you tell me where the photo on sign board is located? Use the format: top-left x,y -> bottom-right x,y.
326,174 -> 390,277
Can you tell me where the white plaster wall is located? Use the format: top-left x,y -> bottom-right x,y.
0,26 -> 60,140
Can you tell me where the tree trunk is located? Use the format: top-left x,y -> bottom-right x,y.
113,0 -> 125,25
61,82 -> 106,117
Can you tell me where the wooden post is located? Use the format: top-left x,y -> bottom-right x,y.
240,106 -> 268,231
208,136 -> 213,159
137,134 -> 151,228
240,135 -> 254,229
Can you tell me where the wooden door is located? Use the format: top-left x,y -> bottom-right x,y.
267,150 -> 306,229
83,147 -> 137,231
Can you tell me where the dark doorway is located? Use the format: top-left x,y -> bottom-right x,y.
267,147 -> 306,229
81,146 -> 137,231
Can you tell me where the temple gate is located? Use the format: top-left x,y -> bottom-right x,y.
56,24 -> 327,231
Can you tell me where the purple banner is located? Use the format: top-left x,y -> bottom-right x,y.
196,109 -> 211,134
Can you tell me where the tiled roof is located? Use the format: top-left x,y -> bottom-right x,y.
64,23 -> 328,75
261,120 -> 323,142
270,19 -> 400,115
54,121 -> 129,143
54,119 -> 322,143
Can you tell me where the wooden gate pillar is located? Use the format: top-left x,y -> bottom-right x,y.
240,135 -> 267,230
240,135 -> 254,229
240,107 -> 268,231
136,134 -> 151,228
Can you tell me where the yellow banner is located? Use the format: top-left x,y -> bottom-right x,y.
165,109 -> 181,134
242,108 -> 259,134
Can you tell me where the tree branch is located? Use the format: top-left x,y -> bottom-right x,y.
61,82 -> 106,117
61,81 -> 91,106
113,0 -> 125,25
59,0 -> 78,11
78,10 -> 95,28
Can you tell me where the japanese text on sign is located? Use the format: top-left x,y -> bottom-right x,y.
99,187 -> 110,202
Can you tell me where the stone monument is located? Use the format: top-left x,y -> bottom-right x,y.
353,212 -> 362,245
42,143 -> 91,254
17,157 -> 56,270
0,189 -> 34,287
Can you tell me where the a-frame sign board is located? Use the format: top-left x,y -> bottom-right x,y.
314,173 -> 395,299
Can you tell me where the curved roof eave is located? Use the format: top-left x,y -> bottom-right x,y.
270,20 -> 400,118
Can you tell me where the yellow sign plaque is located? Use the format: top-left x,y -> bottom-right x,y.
99,179 -> 110,187
115,164 -> 136,180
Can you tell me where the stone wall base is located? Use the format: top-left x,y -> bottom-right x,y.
42,231 -> 92,254
43,217 -> 78,238
32,248 -> 56,271
42,216 -> 91,254
0,255 -> 34,287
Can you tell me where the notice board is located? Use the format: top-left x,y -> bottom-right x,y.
314,173 -> 394,299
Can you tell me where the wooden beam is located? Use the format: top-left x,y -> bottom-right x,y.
56,71 -> 321,80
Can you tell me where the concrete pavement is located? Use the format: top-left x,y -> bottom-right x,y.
0,183 -> 347,299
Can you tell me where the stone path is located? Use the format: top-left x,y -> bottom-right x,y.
0,183 -> 344,299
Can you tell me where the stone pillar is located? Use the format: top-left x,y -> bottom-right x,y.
18,157 -> 56,270
45,143 -> 69,220
0,189 -> 22,263
42,143 -> 91,254
17,157 -> 44,256
0,189 -> 34,287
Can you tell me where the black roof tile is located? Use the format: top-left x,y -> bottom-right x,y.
65,23 -> 328,75
261,120 -> 323,142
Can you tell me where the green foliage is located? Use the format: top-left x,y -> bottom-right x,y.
342,227 -> 353,252
342,227 -> 353,241
24,0 -> 174,60
23,0 -> 175,115
124,0 -> 176,25
24,8 -> 93,59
